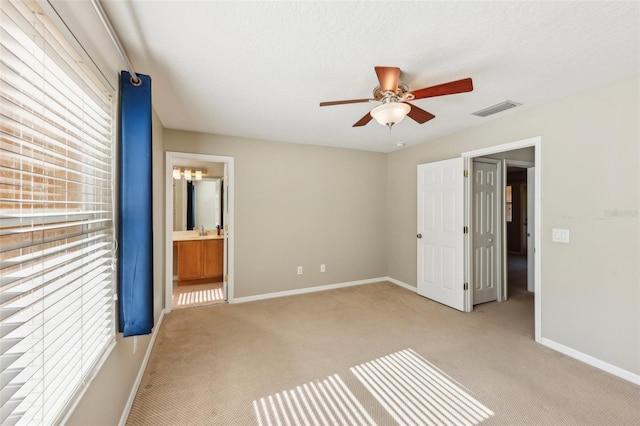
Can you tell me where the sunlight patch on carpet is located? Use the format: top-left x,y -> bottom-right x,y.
253,374 -> 376,426
351,348 -> 494,426
177,288 -> 224,306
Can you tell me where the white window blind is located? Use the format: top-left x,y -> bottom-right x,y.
0,1 -> 116,424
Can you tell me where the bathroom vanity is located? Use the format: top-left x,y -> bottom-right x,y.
173,231 -> 224,285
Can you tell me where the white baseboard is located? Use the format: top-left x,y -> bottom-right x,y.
119,309 -> 166,426
385,277 -> 417,292
233,277 -> 388,304
540,337 -> 640,386
385,278 -> 639,386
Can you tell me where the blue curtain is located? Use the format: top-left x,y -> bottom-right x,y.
186,181 -> 195,230
118,71 -> 154,337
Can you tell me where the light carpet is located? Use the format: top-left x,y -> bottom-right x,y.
127,282 -> 639,425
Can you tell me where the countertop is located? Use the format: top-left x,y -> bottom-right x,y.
173,231 -> 225,242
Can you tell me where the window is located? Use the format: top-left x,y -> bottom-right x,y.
1,1 -> 116,424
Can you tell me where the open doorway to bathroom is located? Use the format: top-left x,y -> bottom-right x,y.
172,166 -> 224,309
165,152 -> 234,312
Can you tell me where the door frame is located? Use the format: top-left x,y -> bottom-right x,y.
164,151 -> 235,312
462,136 -> 542,343
526,166 -> 535,292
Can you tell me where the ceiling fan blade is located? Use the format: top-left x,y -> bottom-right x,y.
375,66 -> 400,93
319,98 -> 373,107
410,78 -> 473,100
353,111 -> 374,127
406,103 -> 436,124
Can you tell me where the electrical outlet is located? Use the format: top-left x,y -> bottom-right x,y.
320,264 -> 326,273
297,266 -> 303,275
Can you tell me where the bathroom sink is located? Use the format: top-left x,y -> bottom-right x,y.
172,231 -> 223,241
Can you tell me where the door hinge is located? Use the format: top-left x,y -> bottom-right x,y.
224,224 -> 229,232
464,282 -> 469,290
463,226 -> 468,234
224,274 -> 228,282
464,170 -> 468,178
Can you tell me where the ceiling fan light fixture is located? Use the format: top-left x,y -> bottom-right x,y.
370,102 -> 411,128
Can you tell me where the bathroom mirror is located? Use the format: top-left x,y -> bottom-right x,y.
173,177 -> 222,231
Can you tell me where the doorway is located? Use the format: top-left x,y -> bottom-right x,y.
165,152 -> 235,312
463,137 -> 541,342
504,162 -> 534,298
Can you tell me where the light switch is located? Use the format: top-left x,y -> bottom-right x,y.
552,228 -> 570,243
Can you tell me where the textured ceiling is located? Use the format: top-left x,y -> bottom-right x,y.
94,1 -> 638,152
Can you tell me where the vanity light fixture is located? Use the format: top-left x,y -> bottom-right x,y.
173,167 -> 207,180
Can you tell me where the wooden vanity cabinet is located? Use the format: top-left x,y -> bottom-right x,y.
177,240 -> 202,280
176,239 -> 223,284
203,239 -> 223,277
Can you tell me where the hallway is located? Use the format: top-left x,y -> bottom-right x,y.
507,254 -> 529,296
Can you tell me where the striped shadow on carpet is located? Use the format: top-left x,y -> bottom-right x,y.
253,348 -> 493,426
253,374 -> 375,426
351,349 -> 494,425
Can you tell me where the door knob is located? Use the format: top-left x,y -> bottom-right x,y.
417,234 -> 422,238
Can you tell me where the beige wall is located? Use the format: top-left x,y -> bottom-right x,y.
387,76 -> 639,375
66,108 -> 166,425
165,131 -> 388,298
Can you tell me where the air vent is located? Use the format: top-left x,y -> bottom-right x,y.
472,100 -> 521,117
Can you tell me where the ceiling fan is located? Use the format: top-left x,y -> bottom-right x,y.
319,66 -> 473,129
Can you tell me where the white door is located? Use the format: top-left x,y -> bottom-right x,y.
527,167 -> 535,292
417,158 -> 465,311
472,161 -> 499,305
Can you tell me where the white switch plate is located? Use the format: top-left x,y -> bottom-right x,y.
552,228 -> 570,243
297,266 -> 303,275
320,264 -> 326,272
